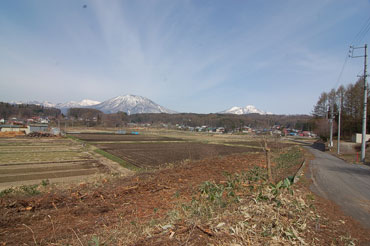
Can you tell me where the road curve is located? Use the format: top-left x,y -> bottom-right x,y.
307,146 -> 370,228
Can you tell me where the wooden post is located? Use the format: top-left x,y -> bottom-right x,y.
264,140 -> 273,183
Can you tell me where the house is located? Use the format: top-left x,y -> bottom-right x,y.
216,127 -> 225,133
29,124 -> 49,133
50,127 -> 60,135
40,118 -> 49,124
0,125 -> 30,134
242,126 -> 252,133
352,133 -> 370,143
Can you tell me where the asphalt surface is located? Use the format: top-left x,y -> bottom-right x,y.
307,146 -> 370,228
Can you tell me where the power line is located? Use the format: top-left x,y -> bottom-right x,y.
332,53 -> 350,89
351,16 -> 370,46
333,15 -> 370,90
355,23 -> 370,45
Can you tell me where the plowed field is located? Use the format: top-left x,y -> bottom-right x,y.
97,142 -> 262,168
72,133 -> 266,169
0,137 -> 109,189
71,133 -> 182,142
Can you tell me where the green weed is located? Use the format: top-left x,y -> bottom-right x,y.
20,184 -> 40,196
0,187 -> 15,197
274,146 -> 303,170
41,179 -> 50,187
88,235 -> 101,246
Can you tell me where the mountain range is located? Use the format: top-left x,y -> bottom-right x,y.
218,105 -> 272,115
9,95 -> 272,115
91,95 -> 176,115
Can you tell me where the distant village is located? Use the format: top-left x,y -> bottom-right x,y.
0,116 -> 60,136
171,123 -> 316,137
0,114 -> 317,138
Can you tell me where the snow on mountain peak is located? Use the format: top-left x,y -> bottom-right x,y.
56,99 -> 101,109
91,94 -> 176,115
219,105 -> 272,115
8,95 -> 175,115
78,99 -> 101,106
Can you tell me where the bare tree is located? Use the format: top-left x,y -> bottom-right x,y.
260,137 -> 273,183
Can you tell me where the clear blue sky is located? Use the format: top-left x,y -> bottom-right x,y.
1,0 -> 370,114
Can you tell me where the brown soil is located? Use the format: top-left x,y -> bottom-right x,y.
0,132 -> 25,138
0,153 -> 265,245
97,142 -> 262,168
71,133 -> 183,142
0,160 -> 107,184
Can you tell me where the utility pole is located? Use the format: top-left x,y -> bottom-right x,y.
350,44 -> 368,163
337,95 -> 341,155
329,102 -> 334,148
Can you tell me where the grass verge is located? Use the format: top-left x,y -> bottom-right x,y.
93,148 -> 141,172
84,166 -> 358,245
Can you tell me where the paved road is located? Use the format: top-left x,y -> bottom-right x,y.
307,146 -> 370,228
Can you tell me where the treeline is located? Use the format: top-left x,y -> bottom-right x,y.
128,113 -> 313,130
0,102 -> 61,120
68,108 -> 103,120
66,108 -> 313,130
67,108 -> 127,127
0,102 -> 313,130
312,77 -> 368,139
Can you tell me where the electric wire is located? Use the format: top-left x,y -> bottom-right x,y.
332,54 -> 349,90
351,16 -> 370,46
333,15 -> 370,90
355,22 -> 370,45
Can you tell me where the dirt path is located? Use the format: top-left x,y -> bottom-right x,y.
307,146 -> 370,228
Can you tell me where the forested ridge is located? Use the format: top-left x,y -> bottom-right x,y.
312,77 -> 368,139
0,102 -> 312,130
0,102 -> 61,119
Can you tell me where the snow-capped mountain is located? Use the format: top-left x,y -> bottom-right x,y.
8,96 -> 175,115
219,105 -> 272,115
10,100 -> 56,108
91,95 -> 176,115
56,99 -> 101,114
9,99 -> 100,109
56,99 -> 101,109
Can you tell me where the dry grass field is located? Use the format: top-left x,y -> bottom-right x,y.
0,137 -> 111,190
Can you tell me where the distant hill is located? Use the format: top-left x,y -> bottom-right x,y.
56,99 -> 101,114
9,99 -> 101,114
0,102 -> 61,119
219,105 -> 272,115
91,95 -> 176,115
56,99 -> 101,109
10,95 -> 176,115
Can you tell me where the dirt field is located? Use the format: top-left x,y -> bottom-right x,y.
72,133 -> 270,169
71,133 -> 183,142
0,137 -> 113,189
97,142 -> 261,168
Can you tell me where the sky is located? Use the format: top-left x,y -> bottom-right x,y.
1,0 -> 370,115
